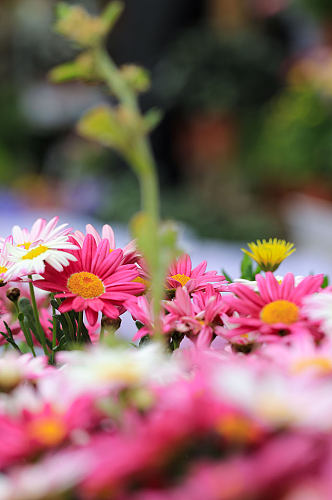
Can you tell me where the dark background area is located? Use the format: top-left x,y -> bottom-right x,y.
1,0 -> 332,240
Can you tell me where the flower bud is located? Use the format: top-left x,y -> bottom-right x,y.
6,288 -> 20,303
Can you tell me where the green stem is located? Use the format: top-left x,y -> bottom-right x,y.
14,302 -> 36,357
77,311 -> 83,342
50,296 -> 57,365
94,47 -> 163,340
28,277 -> 49,355
63,312 -> 76,343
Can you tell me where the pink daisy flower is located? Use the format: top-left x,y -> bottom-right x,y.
166,254 -> 226,293
125,295 -> 167,341
261,336 -> 332,377
164,285 -> 229,348
33,234 -> 145,326
223,272 -> 324,341
74,224 -> 138,265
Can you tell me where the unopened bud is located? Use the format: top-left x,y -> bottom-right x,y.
6,288 -> 20,303
101,316 -> 121,331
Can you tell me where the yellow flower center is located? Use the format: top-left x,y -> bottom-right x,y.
0,266 -> 7,274
292,357 -> 332,374
67,271 -> 104,299
22,245 -> 48,260
260,300 -> 299,325
28,416 -> 66,447
170,273 -> 191,287
216,415 -> 259,443
18,242 -> 31,250
133,276 -> 149,288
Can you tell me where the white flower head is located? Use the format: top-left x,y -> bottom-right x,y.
4,217 -> 78,280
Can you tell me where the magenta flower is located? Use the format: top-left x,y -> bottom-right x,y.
224,272 -> 324,341
164,285 -> 229,348
166,254 -> 227,293
74,224 -> 138,264
125,295 -> 168,341
34,234 -> 144,326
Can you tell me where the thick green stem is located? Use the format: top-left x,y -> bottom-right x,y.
94,47 -> 164,339
28,278 -> 49,355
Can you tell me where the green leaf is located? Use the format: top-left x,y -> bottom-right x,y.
322,275 -> 329,288
49,53 -> 98,84
144,108 -> 162,132
102,1 -> 124,31
120,65 -> 151,93
222,268 -> 233,283
240,254 -> 254,280
77,105 -> 141,155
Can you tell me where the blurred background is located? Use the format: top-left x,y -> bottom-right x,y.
1,0 -> 332,273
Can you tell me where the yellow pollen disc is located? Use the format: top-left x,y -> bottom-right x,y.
260,300 -> 299,325
170,274 -> 191,287
67,271 -> 105,299
216,415 -> 259,443
22,245 -> 48,260
0,266 -> 7,274
18,242 -> 31,250
292,357 -> 332,375
133,276 -> 150,288
28,417 -> 66,447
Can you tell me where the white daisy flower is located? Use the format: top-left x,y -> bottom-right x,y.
4,217 -> 78,280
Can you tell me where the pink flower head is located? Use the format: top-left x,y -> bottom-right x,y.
223,272 -> 324,341
125,295 -> 168,341
7,216 -> 72,247
164,285 -> 228,348
0,396 -> 98,469
74,224 -> 139,265
166,254 -> 227,293
33,234 -> 145,326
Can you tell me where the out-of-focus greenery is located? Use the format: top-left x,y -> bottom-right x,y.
155,28 -> 284,114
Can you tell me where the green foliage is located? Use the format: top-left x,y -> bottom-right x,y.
240,254 -> 260,281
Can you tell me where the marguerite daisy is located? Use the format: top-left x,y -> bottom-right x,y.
4,217 -> 78,280
33,234 -> 145,326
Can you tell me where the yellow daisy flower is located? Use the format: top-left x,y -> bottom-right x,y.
242,238 -> 295,272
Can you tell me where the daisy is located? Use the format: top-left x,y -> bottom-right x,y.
166,254 -> 226,294
33,234 -> 144,326
74,223 -> 138,264
242,238 -> 295,272
223,272 -> 323,341
164,285 -> 228,348
4,217 -> 78,280
125,295 -> 167,341
233,275 -> 305,292
262,336 -> 332,377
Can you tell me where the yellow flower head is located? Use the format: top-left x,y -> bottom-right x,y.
242,238 -> 295,272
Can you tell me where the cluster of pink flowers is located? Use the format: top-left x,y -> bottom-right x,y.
3,217 -> 332,498
1,340 -> 332,499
